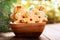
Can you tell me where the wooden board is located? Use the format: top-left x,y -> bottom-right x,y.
42,23 -> 60,40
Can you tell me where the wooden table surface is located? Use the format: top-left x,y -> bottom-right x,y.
0,23 -> 60,40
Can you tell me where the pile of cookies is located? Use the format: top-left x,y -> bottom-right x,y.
10,6 -> 47,23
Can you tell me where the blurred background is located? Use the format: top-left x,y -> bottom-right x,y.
0,0 -> 60,32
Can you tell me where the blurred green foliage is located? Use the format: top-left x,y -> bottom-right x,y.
46,6 -> 60,24
46,9 -> 56,23
0,0 -> 17,32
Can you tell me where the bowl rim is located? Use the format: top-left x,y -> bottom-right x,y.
10,22 -> 46,24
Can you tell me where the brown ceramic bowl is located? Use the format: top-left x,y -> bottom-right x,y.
10,22 -> 46,37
